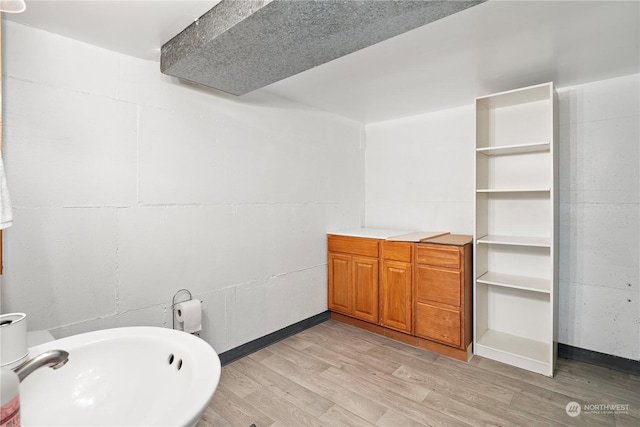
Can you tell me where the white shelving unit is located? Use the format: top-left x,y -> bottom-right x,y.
473,82 -> 558,377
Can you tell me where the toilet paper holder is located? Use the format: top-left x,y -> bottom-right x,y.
171,289 -> 202,331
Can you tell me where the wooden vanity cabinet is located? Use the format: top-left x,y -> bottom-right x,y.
328,232 -> 473,362
380,241 -> 413,334
414,235 -> 473,361
328,235 -> 379,323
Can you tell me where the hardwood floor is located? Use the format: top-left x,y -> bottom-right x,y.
197,320 -> 639,426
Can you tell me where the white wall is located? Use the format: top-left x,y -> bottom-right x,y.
0,21 -> 365,353
557,74 -> 639,360
364,74 -> 640,360
365,105 -> 474,234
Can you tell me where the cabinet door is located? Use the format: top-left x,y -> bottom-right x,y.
381,260 -> 413,333
352,256 -> 379,323
328,253 -> 351,315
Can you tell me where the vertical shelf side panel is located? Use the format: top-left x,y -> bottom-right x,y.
550,85 -> 559,370
475,243 -> 489,280
474,275 -> 489,344
475,193 -> 488,238
476,152 -> 489,190
476,100 -> 490,149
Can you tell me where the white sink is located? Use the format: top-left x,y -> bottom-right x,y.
20,326 -> 221,426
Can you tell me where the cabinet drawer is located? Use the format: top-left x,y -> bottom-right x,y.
382,241 -> 413,262
416,245 -> 460,268
328,235 -> 379,258
415,265 -> 461,307
415,302 -> 461,347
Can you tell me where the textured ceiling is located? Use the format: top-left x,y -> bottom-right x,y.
161,0 -> 484,95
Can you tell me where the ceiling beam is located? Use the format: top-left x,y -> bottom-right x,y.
161,0 -> 484,96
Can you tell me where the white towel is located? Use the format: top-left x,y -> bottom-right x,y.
0,155 -> 13,230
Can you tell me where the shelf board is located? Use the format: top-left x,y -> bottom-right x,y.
476,82 -> 552,108
476,188 -> 550,193
476,234 -> 551,248
476,271 -> 551,294
476,141 -> 550,156
476,329 -> 551,365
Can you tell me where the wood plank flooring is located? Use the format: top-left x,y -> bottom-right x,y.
197,320 -> 639,426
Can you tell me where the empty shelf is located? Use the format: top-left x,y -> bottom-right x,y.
477,329 -> 551,365
476,271 -> 551,294
476,235 -> 551,247
476,188 -> 551,193
476,141 -> 550,156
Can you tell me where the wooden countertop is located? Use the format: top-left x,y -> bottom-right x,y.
328,228 -> 414,239
420,234 -> 473,246
387,231 -> 449,242
329,229 -> 450,242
